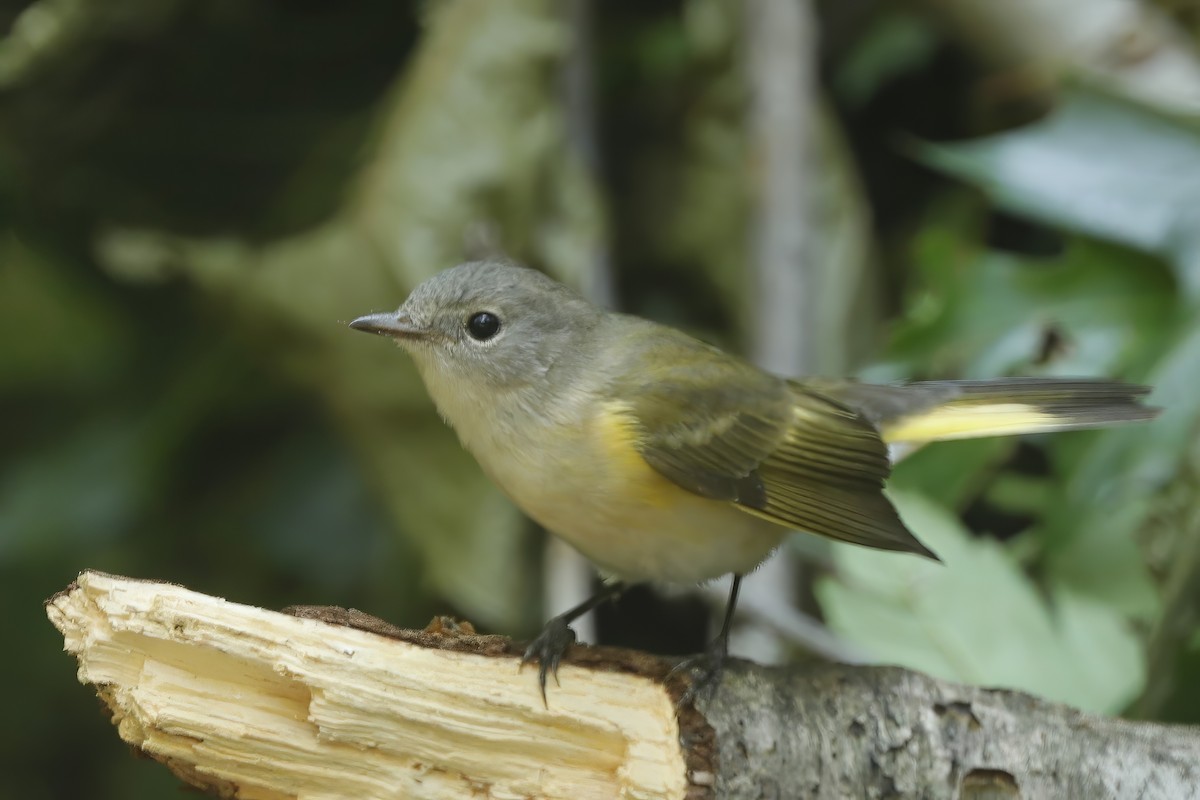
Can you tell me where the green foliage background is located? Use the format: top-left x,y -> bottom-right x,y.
2,1 -> 1199,796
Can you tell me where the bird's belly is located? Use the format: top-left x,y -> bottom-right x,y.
492,443 -> 786,584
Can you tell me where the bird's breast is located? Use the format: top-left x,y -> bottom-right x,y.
468,399 -> 785,584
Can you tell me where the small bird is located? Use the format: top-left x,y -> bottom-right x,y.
350,260 -> 1158,695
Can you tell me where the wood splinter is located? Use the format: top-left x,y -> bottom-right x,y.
46,571 -> 707,799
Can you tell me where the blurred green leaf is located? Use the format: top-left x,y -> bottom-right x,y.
0,0 -> 412,237
916,87 -> 1200,299
92,0 -> 603,631
0,237 -> 132,391
885,233 -> 1175,380
355,0 -> 598,290
816,491 -> 1144,713
983,472 -> 1053,517
1146,643 -> 1200,723
873,226 -> 1178,621
0,419 -> 144,560
833,10 -> 938,109
889,437 -> 1014,511
1032,317 -> 1200,615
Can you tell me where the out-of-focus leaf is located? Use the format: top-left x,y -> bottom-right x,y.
872,226 -> 1177,618
0,1 -> 184,88
983,472 -> 1053,517
1034,316 -> 1200,615
870,197 -> 1198,619
95,0 -> 602,630
884,231 -> 1175,380
250,433 -> 392,594
833,10 -> 938,109
0,0 -> 412,237
1058,318 -> 1200,495
0,419 -> 144,560
1052,583 -> 1146,710
355,0 -> 597,290
888,437 -> 1014,511
1146,644 -> 1200,723
816,491 -> 1144,713
653,1 -> 746,334
1034,474 -> 1158,618
916,87 -> 1200,299
0,236 -> 132,391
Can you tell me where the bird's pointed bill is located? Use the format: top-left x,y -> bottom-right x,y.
348,312 -> 427,340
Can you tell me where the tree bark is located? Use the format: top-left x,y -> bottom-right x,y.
703,660 -> 1200,799
46,571 -> 1200,800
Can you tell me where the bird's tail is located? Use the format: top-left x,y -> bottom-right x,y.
821,378 -> 1159,445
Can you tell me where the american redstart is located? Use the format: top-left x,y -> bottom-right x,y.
350,260 -> 1158,695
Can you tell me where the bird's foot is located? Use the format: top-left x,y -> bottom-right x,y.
669,637 -> 729,708
520,615 -> 577,706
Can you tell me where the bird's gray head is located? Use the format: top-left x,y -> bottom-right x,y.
350,261 -> 603,394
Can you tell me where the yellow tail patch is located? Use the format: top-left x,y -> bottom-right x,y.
882,404 -> 1059,444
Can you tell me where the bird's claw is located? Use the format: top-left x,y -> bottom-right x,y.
668,639 -> 729,708
520,615 -> 578,706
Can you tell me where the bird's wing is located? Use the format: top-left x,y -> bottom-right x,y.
749,385 -> 934,557
610,336 -> 935,558
613,346 -> 794,508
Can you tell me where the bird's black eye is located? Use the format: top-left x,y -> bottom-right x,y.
466,311 -> 501,341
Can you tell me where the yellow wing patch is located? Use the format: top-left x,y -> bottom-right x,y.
593,401 -> 680,509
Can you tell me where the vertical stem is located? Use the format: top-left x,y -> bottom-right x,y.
740,0 -> 819,662
544,0 -> 610,642
744,0 -> 818,377
563,0 -> 615,308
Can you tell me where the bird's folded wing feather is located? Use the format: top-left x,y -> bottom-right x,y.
608,335 -> 935,558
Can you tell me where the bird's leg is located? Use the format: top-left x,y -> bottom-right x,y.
672,573 -> 742,705
522,580 -> 625,704
711,572 -> 742,656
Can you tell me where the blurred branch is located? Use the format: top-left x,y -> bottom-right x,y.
542,0 -> 611,641
1135,445 -> 1200,718
49,571 -> 1200,800
741,0 -> 880,375
741,0 -> 820,665
543,538 -> 597,642
743,0 -> 818,377
916,0 -> 1200,114
740,0 -> 878,663
561,0 -> 613,307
